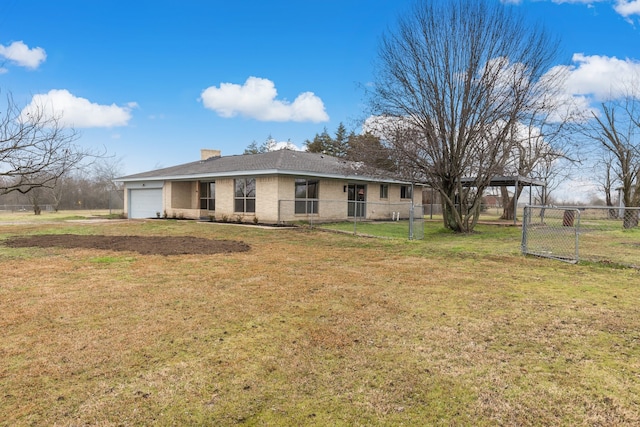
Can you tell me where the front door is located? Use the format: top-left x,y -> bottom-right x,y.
347,184 -> 366,218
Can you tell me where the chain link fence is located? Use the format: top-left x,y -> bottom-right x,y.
410,204 -> 425,240
0,204 -> 55,212
522,205 -> 640,266
277,199 -> 424,240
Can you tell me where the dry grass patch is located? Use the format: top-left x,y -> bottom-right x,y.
1,220 -> 639,425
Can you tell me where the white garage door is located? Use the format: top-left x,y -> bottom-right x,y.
129,188 -> 163,219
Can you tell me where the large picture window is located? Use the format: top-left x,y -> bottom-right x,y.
199,181 -> 215,210
294,178 -> 319,214
234,178 -> 256,213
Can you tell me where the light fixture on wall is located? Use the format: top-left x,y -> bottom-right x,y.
343,185 -> 347,192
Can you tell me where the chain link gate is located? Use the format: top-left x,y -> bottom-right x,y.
522,206 -> 580,263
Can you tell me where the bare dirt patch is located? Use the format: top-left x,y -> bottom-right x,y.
3,234 -> 250,255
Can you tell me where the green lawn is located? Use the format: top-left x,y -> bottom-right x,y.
317,219 -> 417,239
1,213 -> 639,425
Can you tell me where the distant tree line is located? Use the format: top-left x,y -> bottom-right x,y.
0,159 -> 124,213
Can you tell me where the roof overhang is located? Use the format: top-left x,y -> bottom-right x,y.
115,169 -> 418,186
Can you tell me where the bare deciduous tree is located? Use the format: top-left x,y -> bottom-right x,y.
496,93 -> 576,220
592,150 -> 619,217
584,95 -> 640,227
0,93 -> 96,209
92,157 -> 124,214
367,0 -> 565,232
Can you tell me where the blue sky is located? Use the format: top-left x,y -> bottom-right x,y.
1,0 -> 639,187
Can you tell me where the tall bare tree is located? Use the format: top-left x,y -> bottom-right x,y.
0,93 -> 95,206
585,95 -> 640,227
595,151 -> 619,218
368,0 -> 565,232
496,93 -> 575,220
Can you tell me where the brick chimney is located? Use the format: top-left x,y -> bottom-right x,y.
201,149 -> 221,160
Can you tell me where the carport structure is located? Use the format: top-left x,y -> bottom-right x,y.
462,175 -> 546,224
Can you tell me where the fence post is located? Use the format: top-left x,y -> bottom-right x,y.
521,206 -> 529,254
353,202 -> 358,234
409,205 -> 414,240
574,210 -> 580,262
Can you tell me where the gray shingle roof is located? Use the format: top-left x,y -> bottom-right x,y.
116,150 -> 404,183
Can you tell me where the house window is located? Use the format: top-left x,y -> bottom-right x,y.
199,181 -> 215,210
295,178 -> 319,214
380,184 -> 388,199
400,185 -> 412,200
234,178 -> 256,213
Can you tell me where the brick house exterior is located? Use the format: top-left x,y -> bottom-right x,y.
116,149 -> 423,224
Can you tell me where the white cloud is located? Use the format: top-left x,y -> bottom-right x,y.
547,0 -> 640,19
564,53 -> 640,101
200,76 -> 329,123
21,89 -> 136,128
0,41 -> 46,69
526,54 -> 640,123
615,0 -> 640,17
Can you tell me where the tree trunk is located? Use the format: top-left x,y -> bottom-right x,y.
500,184 -> 524,221
440,189 -> 478,233
499,186 -> 512,220
440,185 -> 467,232
442,201 -> 461,231
605,189 -> 617,219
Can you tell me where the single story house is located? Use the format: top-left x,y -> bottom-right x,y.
115,149 -> 423,224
